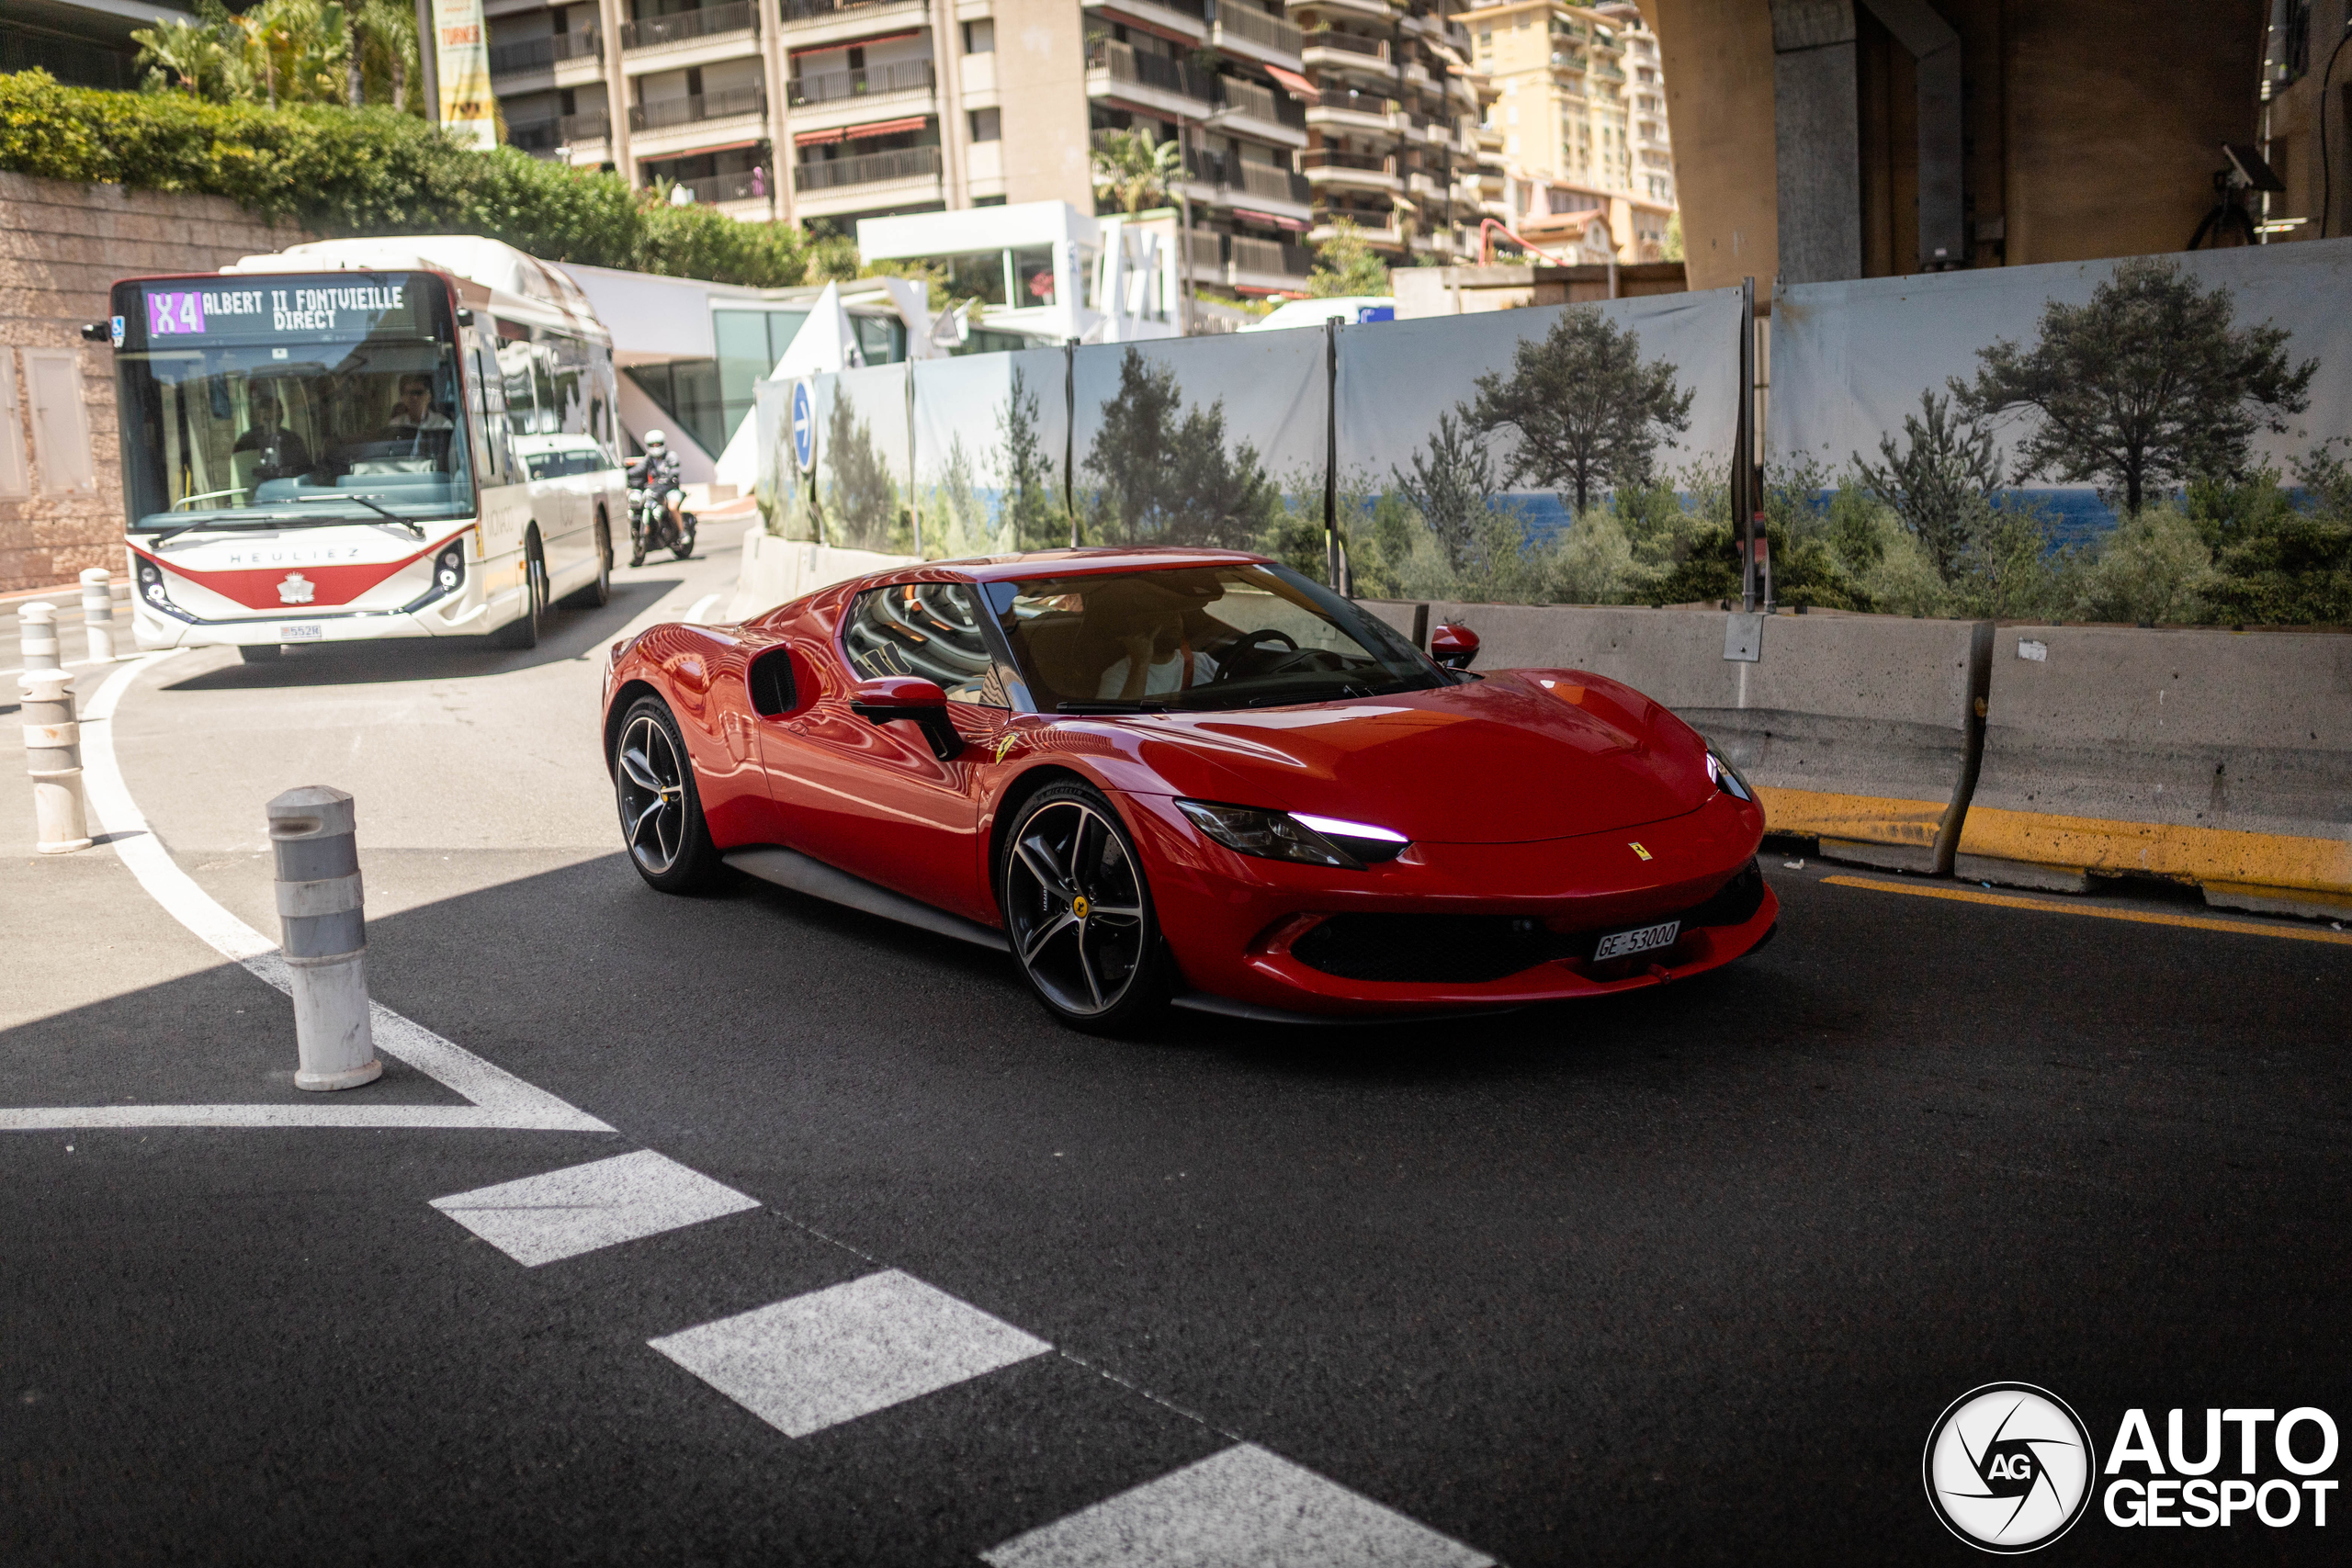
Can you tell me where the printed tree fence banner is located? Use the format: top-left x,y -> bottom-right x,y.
912,349 -> 1073,558
1768,239 -> 2352,626
1333,289 -> 1743,606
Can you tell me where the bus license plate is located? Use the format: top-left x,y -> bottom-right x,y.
278,624 -> 323,641
1594,920 -> 1679,962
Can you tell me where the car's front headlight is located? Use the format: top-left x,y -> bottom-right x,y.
1175,800 -> 1408,869
1705,747 -> 1755,802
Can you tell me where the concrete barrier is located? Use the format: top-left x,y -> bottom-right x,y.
1363,601 -> 1994,873
1959,626 -> 2352,916
726,526 -> 920,621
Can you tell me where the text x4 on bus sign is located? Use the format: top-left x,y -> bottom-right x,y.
124,279 -> 424,348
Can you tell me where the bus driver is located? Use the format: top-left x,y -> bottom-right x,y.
385,372 -> 453,436
232,388 -> 312,480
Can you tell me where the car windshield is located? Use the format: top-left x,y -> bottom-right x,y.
986,562 -> 1443,712
113,274 -> 473,532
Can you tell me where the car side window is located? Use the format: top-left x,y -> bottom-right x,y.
842,582 -> 1008,706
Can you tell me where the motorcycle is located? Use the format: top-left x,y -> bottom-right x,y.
625,473 -> 696,567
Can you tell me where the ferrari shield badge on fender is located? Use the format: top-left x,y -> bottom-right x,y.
1629,842 -> 1652,861
991,732 -> 1020,764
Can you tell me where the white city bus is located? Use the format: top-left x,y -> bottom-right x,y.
106,236 -> 628,660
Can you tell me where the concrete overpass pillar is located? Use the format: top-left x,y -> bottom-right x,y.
1771,0 -> 1860,284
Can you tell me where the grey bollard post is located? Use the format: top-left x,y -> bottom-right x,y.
79,570 -> 117,663
18,601 -> 61,673
266,786 -> 382,1091
20,671 -> 94,853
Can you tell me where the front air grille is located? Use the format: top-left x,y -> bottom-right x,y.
1287,858 -> 1766,985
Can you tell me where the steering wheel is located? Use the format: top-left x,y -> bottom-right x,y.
1214,627 -> 1298,681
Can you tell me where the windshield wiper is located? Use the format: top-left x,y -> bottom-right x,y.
144,516 -> 296,547
1055,700 -> 1166,715
298,491 -> 424,537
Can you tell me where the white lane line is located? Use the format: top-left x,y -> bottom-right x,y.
6,652 -> 613,1135
981,1444 -> 1496,1568
684,592 -> 723,623
430,1150 -> 760,1266
0,1104 -> 545,1132
649,1269 -> 1052,1438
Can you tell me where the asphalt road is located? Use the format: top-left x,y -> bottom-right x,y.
4,538 -> 2348,1565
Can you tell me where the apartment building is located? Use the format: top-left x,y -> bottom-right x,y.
1462,0 -> 1674,264
481,0 -> 1506,293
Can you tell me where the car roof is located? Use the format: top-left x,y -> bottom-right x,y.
883,547 -> 1274,585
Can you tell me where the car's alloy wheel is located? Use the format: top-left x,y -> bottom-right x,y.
616,696 -> 719,892
1001,784 -> 1167,1030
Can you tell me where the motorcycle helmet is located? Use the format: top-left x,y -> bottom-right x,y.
643,430 -> 668,456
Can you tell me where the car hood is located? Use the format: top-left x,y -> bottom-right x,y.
1131,671 -> 1714,844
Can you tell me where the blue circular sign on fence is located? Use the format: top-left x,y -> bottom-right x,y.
790,379 -> 817,473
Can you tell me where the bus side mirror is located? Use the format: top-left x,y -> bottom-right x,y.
1431,623 -> 1480,670
81,321 -> 110,343
457,308 -> 475,326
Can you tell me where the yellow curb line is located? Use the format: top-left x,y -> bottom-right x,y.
1820,875 -> 2352,948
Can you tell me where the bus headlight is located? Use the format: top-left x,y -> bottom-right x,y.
404,541 -> 468,613
133,557 -> 195,622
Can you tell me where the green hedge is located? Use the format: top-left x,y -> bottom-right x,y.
0,71 -> 812,288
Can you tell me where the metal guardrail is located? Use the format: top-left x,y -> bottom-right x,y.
490,29 -> 601,75
630,85 -> 767,130
794,143 -> 943,191
790,59 -> 934,105
619,2 -> 757,50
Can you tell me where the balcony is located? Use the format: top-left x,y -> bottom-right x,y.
669,169 -> 773,204
1299,146 -> 1399,191
1301,29 -> 1386,64
1087,37 -> 1219,111
1184,149 -> 1314,210
620,2 -> 757,51
795,142 -> 944,191
490,29 -> 601,78
1284,0 -> 1394,23
780,0 -> 926,22
1085,0 -> 1207,43
507,117 -> 563,152
790,58 -> 934,105
1305,91 -> 1396,137
629,85 -> 767,131
1227,231 -> 1311,279
1210,4 -> 1301,66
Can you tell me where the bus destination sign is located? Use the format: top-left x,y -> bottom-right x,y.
134,278 -> 423,343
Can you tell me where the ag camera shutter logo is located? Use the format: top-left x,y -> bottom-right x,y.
1924,1383 -> 2096,1553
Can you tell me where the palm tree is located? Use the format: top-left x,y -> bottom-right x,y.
130,17 -> 231,96
1090,127 -> 1182,216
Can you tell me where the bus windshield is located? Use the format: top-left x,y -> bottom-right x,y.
112,274 -> 473,532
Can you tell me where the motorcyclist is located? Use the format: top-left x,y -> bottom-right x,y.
626,430 -> 688,559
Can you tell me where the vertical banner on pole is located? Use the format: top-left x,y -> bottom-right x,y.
433,0 -> 497,150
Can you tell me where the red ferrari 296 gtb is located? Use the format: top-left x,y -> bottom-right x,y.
601,549 -> 1777,1030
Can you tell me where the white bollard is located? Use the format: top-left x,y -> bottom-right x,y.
18,601 -> 61,673
266,786 -> 382,1091
19,671 -> 94,853
79,570 -> 117,663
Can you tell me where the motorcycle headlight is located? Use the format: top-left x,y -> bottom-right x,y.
1705,747 -> 1755,802
1175,800 -> 1407,869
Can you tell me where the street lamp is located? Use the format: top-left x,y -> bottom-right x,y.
1170,104 -> 1241,335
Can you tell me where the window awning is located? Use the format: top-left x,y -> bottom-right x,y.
1233,209 -> 1308,232
1264,64 -> 1319,104
796,116 -> 929,147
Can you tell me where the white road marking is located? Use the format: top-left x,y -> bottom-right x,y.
430,1150 -> 759,1266
1,653 -> 612,1135
981,1444 -> 1495,1568
649,1269 -> 1052,1438
684,592 -> 723,623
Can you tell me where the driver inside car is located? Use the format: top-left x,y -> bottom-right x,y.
1092,581 -> 1221,699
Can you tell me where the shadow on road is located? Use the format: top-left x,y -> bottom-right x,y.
155,577 -> 686,691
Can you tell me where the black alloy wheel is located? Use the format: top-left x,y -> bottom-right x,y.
1001,783 -> 1169,1032
568,513 -> 613,608
615,696 -> 720,892
494,536 -> 548,649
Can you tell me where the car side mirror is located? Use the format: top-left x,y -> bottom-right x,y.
1430,623 -> 1480,670
850,676 -> 962,760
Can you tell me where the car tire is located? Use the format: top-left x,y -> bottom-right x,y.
493,536 -> 548,649
999,782 -> 1170,1033
567,513 -> 613,608
240,644 -> 282,664
614,695 -> 723,894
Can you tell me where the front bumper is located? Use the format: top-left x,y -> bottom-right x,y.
1124,787 -> 1777,1017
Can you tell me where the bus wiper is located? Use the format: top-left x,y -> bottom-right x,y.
1056,700 -> 1166,715
297,491 -> 424,537
146,516 -> 292,547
